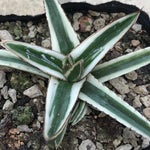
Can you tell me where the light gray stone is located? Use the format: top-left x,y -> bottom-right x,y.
2,100 -> 14,110
8,88 -> 17,103
23,85 -> 43,98
27,21 -> 33,28
125,48 -> 133,53
116,144 -> 132,150
141,137 -> 150,149
41,38 -> 51,48
88,10 -> 100,16
140,96 -> 150,107
28,30 -> 36,38
134,86 -> 148,96
17,125 -> 33,133
73,12 -> 83,20
38,116 -> 44,123
101,13 -> 110,20
0,30 -> 13,40
109,77 -> 130,94
125,71 -> 138,81
93,17 -> 105,30
79,139 -> 96,150
113,136 -> 123,147
133,95 -> 142,108
96,142 -> 104,150
0,71 -> 6,88
143,108 -> 150,120
123,128 -> 138,148
132,24 -> 142,32
73,12 -> 83,31
1,86 -> 8,99
128,82 -> 136,89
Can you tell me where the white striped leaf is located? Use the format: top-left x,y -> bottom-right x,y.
0,50 -> 49,78
70,100 -> 87,126
44,77 -> 85,140
70,12 -> 139,79
79,75 -> 150,140
44,0 -> 87,136
92,47 -> 150,82
47,120 -> 68,149
44,0 -> 79,54
2,41 -> 66,80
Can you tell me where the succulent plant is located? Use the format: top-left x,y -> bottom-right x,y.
0,0 -> 150,148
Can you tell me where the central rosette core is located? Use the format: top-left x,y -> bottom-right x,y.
62,55 -> 84,82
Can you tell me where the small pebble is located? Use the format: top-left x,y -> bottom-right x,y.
116,144 -> 132,150
3,100 -> 14,111
133,95 -> 142,108
141,137 -> 150,149
96,142 -> 103,150
125,71 -> 138,81
79,16 -> 93,32
17,125 -> 33,133
79,139 -> 96,150
27,21 -> 33,28
143,108 -> 150,120
38,116 -> 44,123
140,95 -> 150,107
1,86 -> 8,99
123,128 -> 138,148
125,48 -> 133,53
73,12 -> 83,31
23,85 -> 43,98
101,13 -> 110,20
0,30 -> 13,40
88,10 -> 100,17
0,71 -> 6,88
93,17 -> 105,30
131,40 -> 140,47
8,88 -> 17,103
73,12 -> 83,21
41,38 -> 51,48
28,30 -> 36,38
132,24 -> 142,32
134,85 -> 148,96
128,82 -> 136,89
109,77 -> 130,94
113,136 -> 123,147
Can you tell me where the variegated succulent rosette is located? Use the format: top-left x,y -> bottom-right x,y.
0,0 -> 150,148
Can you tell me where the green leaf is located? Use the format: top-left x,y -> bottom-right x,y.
47,120 -> 68,149
44,0 -> 87,134
70,100 -> 87,125
92,47 -> 150,82
80,75 -> 150,140
44,77 -> 86,140
70,12 -> 139,79
44,0 -> 79,54
0,50 -> 49,78
2,41 -> 66,80
64,59 -> 84,82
